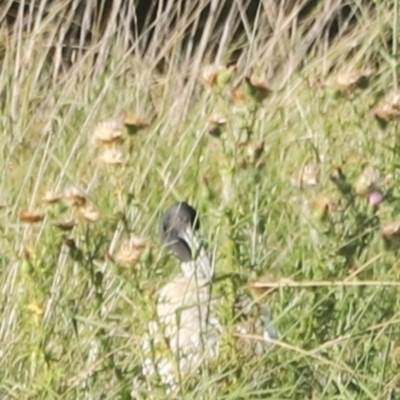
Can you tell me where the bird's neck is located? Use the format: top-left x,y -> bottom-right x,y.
181,247 -> 213,282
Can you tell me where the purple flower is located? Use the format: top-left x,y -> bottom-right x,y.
368,191 -> 384,205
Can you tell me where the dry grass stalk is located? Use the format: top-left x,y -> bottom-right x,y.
250,279 -> 400,289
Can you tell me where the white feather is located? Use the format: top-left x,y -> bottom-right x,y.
142,230 -> 220,389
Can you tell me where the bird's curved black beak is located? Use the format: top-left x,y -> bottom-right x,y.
159,201 -> 213,280
159,202 -> 200,262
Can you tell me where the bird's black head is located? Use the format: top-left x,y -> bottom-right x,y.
159,202 -> 200,262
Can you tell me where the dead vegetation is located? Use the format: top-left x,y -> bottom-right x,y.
1,0 -> 400,398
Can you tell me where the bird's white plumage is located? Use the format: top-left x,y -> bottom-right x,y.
142,224 -> 219,389
141,202 -> 279,392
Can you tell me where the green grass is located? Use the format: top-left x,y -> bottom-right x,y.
1,1 -> 400,399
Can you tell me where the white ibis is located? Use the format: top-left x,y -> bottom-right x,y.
142,201 -> 279,390
142,202 -> 220,389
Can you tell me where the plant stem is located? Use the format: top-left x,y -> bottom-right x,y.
393,0 -> 399,89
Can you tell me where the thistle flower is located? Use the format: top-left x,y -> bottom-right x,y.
291,164 -> 320,188
245,140 -> 265,168
99,146 -> 124,166
330,166 -> 352,195
113,235 -> 151,268
207,116 -> 227,138
373,90 -> 400,121
93,120 -> 124,145
201,64 -> 236,88
233,77 -> 271,103
64,238 -> 77,250
335,70 -> 371,90
42,190 -> 62,204
123,113 -> 149,135
354,166 -> 384,206
216,65 -> 236,88
201,64 -> 224,86
63,187 -> 87,207
381,221 -> 400,250
54,220 -> 75,232
311,194 -> 335,222
369,191 -> 384,206
78,203 -> 100,223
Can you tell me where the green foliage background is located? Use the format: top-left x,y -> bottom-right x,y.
0,1 -> 400,399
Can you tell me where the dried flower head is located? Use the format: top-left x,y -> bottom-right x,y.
42,190 -> 62,204
20,210 -> 45,224
93,120 -> 124,145
373,90 -> 400,121
55,220 -> 75,231
64,238 -> 77,250
216,65 -> 236,88
201,64 -> 235,88
78,203 -> 100,223
330,166 -> 346,183
381,221 -> 400,250
233,76 -> 271,103
311,194 -> 337,221
207,116 -> 227,138
354,166 -> 382,197
201,64 -> 224,86
235,320 -> 265,356
330,166 -> 352,195
99,146 -> 124,166
245,140 -> 265,168
291,164 -> 320,187
113,235 -> 151,268
63,187 -> 87,207
335,70 -> 371,90
123,113 -> 149,135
